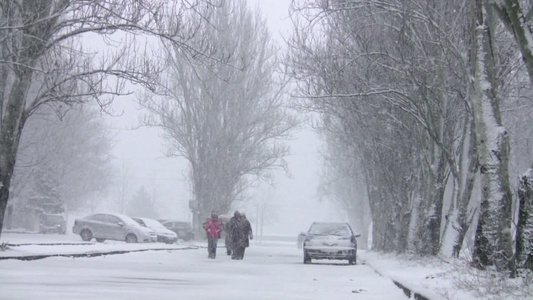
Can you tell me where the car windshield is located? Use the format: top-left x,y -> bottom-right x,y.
42,215 -> 64,224
308,223 -> 351,236
142,218 -> 166,229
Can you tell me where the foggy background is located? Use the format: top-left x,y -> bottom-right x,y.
103,0 -> 345,236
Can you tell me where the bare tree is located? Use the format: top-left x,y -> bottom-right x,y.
287,0 -> 531,275
317,124 -> 371,250
140,0 -> 298,235
490,0 -> 533,272
287,0 -> 475,255
469,0 -> 514,273
8,103 -> 113,227
0,0 -> 215,238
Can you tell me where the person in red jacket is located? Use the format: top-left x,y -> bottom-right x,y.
204,211 -> 222,259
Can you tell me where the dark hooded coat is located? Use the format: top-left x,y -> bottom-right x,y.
230,215 -> 252,248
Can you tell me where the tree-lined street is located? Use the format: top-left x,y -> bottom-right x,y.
1,0 -> 533,298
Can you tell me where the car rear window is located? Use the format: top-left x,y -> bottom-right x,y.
42,215 -> 64,224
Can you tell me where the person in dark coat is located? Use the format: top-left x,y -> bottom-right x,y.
204,211 -> 222,259
231,212 -> 253,260
228,210 -> 241,259
224,221 -> 233,256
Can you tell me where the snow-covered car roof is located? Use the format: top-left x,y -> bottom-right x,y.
89,213 -> 140,227
133,217 -> 167,230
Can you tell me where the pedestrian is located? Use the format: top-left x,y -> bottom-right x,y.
228,210 -> 241,259
240,213 -> 253,259
204,211 -> 222,259
231,212 -> 253,260
224,221 -> 233,256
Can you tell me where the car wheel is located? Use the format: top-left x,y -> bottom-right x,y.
80,229 -> 93,242
95,238 -> 106,243
125,233 -> 138,243
303,251 -> 311,264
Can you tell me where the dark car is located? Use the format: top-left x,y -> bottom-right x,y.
303,222 -> 360,265
159,220 -> 195,241
39,213 -> 67,234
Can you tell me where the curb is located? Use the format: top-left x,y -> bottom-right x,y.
0,246 -> 200,261
6,242 -> 94,246
362,259 -> 432,300
392,280 -> 431,300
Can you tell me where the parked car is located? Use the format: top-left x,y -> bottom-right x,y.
39,213 -> 67,234
302,222 -> 360,265
132,217 -> 178,244
159,220 -> 195,241
72,213 -> 157,243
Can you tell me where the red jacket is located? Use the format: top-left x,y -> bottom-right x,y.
205,218 -> 222,239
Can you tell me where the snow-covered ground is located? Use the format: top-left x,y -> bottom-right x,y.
1,233 -> 531,300
0,232 -> 194,258
364,252 -> 532,300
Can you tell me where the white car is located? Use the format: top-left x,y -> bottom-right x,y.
303,222 -> 360,265
72,213 -> 157,243
132,217 -> 178,244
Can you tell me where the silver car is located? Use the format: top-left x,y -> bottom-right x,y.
72,213 -> 157,243
303,222 -> 360,265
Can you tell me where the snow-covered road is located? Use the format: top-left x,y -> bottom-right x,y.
0,234 -> 408,300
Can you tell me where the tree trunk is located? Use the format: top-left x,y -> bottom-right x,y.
417,144 -> 448,256
452,116 -> 479,257
407,194 -> 422,254
0,181 -> 9,237
491,0 -> 533,274
0,70 -> 32,239
471,0 -> 514,273
428,155 -> 447,256
516,168 -> 533,271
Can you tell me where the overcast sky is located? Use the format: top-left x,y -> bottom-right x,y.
104,0 -> 346,236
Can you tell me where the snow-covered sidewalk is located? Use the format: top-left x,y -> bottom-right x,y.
0,232 -> 198,260
0,242 -> 197,260
360,251 -> 532,300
